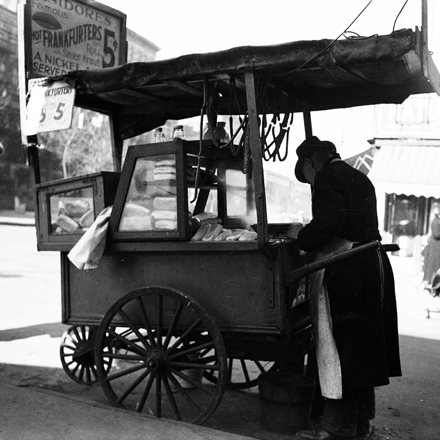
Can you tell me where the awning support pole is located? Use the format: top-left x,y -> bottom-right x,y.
244,70 -> 271,261
303,109 -> 313,138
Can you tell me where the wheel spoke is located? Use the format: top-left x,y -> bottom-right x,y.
106,328 -> 148,357
171,368 -> 213,396
254,359 -> 268,373
135,297 -> 157,348
228,358 -> 233,382
240,358 -> 251,383
156,294 -> 163,349
170,361 -> 219,371
78,365 -> 85,381
71,363 -> 80,376
136,372 -> 155,413
163,302 -> 184,350
72,327 -> 82,343
117,308 -> 153,351
61,342 -> 77,351
85,366 -> 92,383
91,365 -> 98,381
168,340 -> 214,360
167,373 -> 201,411
117,368 -> 152,404
80,325 -> 87,341
155,373 -> 161,417
104,353 -> 144,361
166,318 -> 202,354
104,361 -> 147,382
162,375 -> 181,421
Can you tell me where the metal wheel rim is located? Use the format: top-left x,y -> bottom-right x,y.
203,356 -> 279,390
94,287 -> 227,425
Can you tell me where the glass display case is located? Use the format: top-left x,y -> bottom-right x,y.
36,171 -> 120,251
109,141 -> 189,241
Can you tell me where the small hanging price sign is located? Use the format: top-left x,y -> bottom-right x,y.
26,78 -> 76,135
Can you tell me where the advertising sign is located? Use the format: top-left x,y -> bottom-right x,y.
24,0 -> 127,78
374,94 -> 440,140
26,78 -> 76,134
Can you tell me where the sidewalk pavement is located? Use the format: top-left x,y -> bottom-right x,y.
0,210 -> 35,227
1,379 -> 254,440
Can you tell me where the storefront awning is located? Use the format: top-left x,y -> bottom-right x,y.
369,145 -> 440,198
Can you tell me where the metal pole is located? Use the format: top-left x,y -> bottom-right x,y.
303,109 -> 313,138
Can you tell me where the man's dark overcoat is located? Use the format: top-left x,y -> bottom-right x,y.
297,159 -> 401,391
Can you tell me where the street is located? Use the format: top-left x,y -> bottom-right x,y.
1,223 -> 440,439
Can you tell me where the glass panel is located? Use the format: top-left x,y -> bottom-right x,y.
38,107 -> 114,183
50,187 -> 94,234
226,169 -> 247,216
187,188 -> 218,216
119,154 -> 178,231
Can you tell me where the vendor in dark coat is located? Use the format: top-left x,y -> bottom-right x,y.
288,136 -> 401,440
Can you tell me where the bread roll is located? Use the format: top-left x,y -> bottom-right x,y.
202,224 -> 223,241
238,231 -> 258,241
152,210 -> 177,220
191,222 -> 211,241
193,212 -> 217,222
119,215 -> 152,231
225,229 -> 246,241
199,216 -> 222,225
79,209 -> 94,228
153,173 -> 176,181
119,203 -> 152,231
153,197 -> 177,211
154,219 -> 177,230
122,203 -> 151,217
64,200 -> 90,218
155,159 -> 175,167
55,213 -> 79,233
154,166 -> 176,175
214,229 -> 232,241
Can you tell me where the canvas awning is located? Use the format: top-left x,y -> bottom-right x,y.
48,28 -> 440,140
369,145 -> 440,197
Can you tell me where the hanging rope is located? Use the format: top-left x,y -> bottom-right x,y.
261,112 -> 293,162
191,76 -> 210,203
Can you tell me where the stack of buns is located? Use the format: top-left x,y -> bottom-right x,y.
153,159 -> 176,181
151,196 -> 178,230
53,199 -> 93,233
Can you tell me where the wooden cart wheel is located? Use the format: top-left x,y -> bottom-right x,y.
60,325 -> 112,385
203,355 -> 279,390
94,287 -> 228,425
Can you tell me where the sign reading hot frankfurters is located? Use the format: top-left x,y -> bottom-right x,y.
24,0 -> 127,78
26,78 -> 76,134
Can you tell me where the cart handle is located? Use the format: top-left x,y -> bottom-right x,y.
284,240 -> 380,286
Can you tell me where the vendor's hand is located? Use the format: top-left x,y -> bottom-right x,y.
287,222 -> 303,239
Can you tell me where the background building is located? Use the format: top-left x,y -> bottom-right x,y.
369,93 -> 440,268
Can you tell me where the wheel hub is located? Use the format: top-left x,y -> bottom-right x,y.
146,350 -> 167,372
72,341 -> 95,367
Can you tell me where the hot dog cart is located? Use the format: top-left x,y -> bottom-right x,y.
25,28 -> 439,424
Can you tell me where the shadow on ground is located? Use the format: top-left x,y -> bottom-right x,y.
1,324 -> 440,440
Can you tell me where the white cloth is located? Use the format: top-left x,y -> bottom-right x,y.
67,206 -> 112,270
308,238 -> 353,399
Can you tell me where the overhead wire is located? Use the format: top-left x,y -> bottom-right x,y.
274,0 -> 374,77
392,0 -> 410,32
